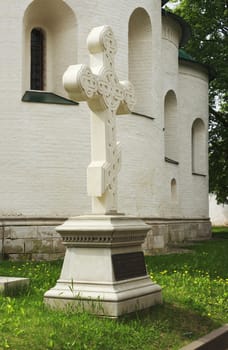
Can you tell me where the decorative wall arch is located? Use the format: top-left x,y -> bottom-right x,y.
192,118 -> 207,175
23,0 -> 77,96
164,90 -> 178,162
128,7 -> 152,117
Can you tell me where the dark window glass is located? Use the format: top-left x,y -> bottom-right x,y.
30,28 -> 44,90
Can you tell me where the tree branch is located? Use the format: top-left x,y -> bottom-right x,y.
209,106 -> 228,127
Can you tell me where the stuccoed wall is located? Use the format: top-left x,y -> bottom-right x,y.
0,0 -> 162,219
0,0 -> 210,259
178,61 -> 209,218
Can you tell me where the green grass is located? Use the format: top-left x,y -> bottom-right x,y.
0,236 -> 227,350
211,225 -> 228,239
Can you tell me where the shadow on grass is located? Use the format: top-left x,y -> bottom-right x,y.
122,302 -> 220,343
212,232 -> 228,239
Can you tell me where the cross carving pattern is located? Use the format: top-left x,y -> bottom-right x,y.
63,25 -> 135,214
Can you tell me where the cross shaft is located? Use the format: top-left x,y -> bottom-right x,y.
63,25 -> 135,214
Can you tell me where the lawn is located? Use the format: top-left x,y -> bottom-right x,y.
0,229 -> 227,350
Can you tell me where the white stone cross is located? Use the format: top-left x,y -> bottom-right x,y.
63,25 -> 135,214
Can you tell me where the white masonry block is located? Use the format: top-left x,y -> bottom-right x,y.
0,277 -> 29,296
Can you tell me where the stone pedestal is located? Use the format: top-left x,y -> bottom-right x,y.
44,215 -> 162,317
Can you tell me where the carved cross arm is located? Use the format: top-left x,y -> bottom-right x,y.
63,64 -> 98,102
117,80 -> 136,115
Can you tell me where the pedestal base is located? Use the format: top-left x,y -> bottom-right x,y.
44,215 -> 162,317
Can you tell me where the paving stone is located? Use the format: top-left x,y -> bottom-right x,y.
180,324 -> 228,350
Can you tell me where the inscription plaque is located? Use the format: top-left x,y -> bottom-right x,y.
112,252 -> 147,281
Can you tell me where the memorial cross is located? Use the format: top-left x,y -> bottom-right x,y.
63,25 -> 135,214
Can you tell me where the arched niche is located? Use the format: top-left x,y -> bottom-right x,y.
23,0 -> 77,96
164,90 -> 178,162
192,118 -> 206,174
128,7 -> 152,117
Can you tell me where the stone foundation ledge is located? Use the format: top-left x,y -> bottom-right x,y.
0,217 -> 66,260
1,217 -> 211,260
143,218 -> 211,254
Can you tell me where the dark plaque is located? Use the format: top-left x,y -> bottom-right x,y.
112,252 -> 147,281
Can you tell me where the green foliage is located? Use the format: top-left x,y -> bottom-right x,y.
209,107 -> 228,203
169,0 -> 228,204
212,225 -> 228,234
211,225 -> 228,238
0,238 -> 227,349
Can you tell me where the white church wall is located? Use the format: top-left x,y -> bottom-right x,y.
0,0 -> 162,214
117,1 -> 165,218
192,118 -> 207,175
0,0 -> 211,259
0,104 -> 91,217
162,15 -> 180,89
178,62 -> 209,219
160,14 -> 182,220
117,114 -> 164,217
23,0 -> 78,96
162,162 -> 180,218
129,7 -> 153,117
0,0 -> 91,219
164,90 -> 179,162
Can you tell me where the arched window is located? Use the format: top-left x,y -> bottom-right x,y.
128,8 -> 152,117
192,118 -> 206,175
23,0 -> 77,96
164,90 -> 178,162
30,28 -> 45,90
